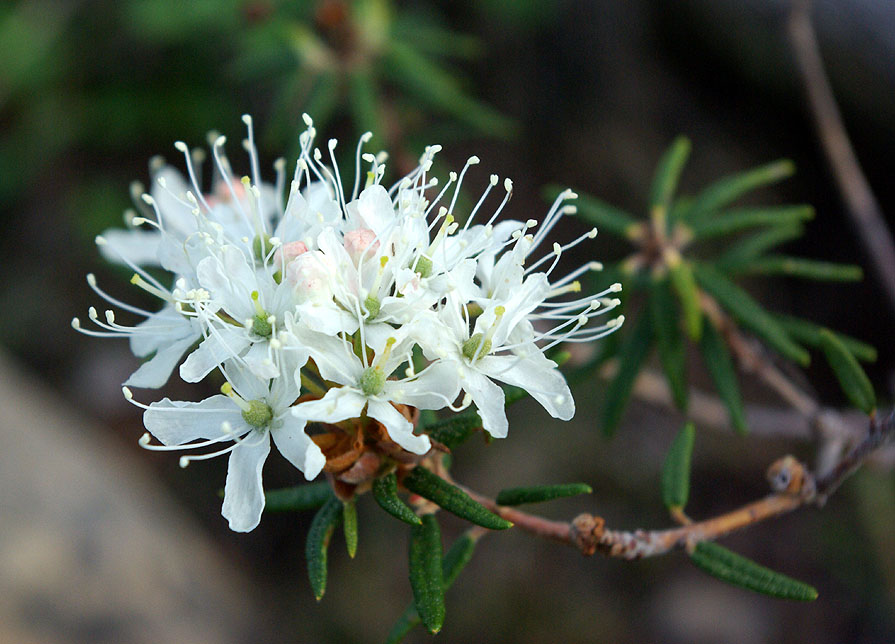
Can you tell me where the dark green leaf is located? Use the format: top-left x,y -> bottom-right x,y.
409,514 -> 445,634
650,277 -> 688,410
694,264 -> 810,366
690,541 -> 818,601
423,383 -> 526,448
265,481 -> 333,513
383,41 -> 517,138
302,72 -> 340,134
343,499 -> 358,559
661,422 -> 696,509
403,467 -> 513,530
742,255 -> 863,282
347,67 -> 382,139
669,259 -> 703,341
391,17 -> 483,59
423,409 -> 482,449
558,187 -> 640,238
372,472 -> 421,526
685,160 -> 795,223
819,330 -> 876,414
496,483 -> 592,506
699,318 -> 747,434
651,136 -> 691,217
687,205 -> 814,239
773,314 -> 877,363
306,496 -> 343,600
386,533 -> 479,643
716,224 -> 805,272
601,312 -> 654,436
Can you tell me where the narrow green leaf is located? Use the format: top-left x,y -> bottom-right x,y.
700,318 -> 747,434
819,330 -> 876,414
694,263 -> 810,366
742,255 -> 863,282
690,541 -> 818,601
372,472 -> 421,526
423,409 -> 481,449
716,224 -> 805,271
383,41 -> 517,138
651,136 -> 691,216
564,188 -> 641,239
669,259 -> 703,341
441,533 -> 478,587
391,18 -> 483,59
423,383 -> 527,448
773,314 -> 877,363
347,67 -> 382,139
342,499 -> 358,559
496,483 -> 592,506
302,72 -> 340,134
265,481 -> 333,513
305,496 -> 343,600
601,312 -> 654,436
409,514 -> 445,634
649,277 -> 689,410
661,422 -> 696,509
688,205 -> 814,239
386,533 -> 479,644
403,467 -> 513,530
685,159 -> 796,223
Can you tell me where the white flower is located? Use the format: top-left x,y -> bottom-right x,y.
77,112 -> 623,533
179,244 -> 298,381
289,324 -> 460,455
132,348 -> 321,532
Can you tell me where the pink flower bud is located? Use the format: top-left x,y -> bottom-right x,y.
274,240 -> 308,270
344,228 -> 380,265
286,251 -> 332,302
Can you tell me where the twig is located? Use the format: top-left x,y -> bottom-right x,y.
787,0 -> 895,314
616,363 -> 895,468
457,412 -> 894,559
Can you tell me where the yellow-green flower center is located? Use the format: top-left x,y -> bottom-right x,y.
242,399 -> 273,428
462,333 -> 492,361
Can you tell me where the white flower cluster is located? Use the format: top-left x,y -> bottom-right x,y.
75,115 -> 622,531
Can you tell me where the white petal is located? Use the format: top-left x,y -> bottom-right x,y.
478,352 -> 574,420
125,333 -> 197,389
143,395 -> 243,445
151,166 -> 199,236
351,184 -> 395,235
367,400 -> 430,455
98,228 -> 161,267
222,432 -> 271,532
196,245 -> 256,320
291,387 -> 367,424
295,301 -> 359,337
243,341 -> 280,379
290,324 -> 361,385
272,416 -> 325,480
129,308 -> 194,358
385,361 -> 460,410
461,368 -> 508,438
179,328 -> 251,382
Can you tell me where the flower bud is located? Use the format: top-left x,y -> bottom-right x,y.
344,228 -> 380,266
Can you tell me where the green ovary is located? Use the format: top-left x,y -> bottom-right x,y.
359,366 -> 386,396
242,399 -> 273,428
462,333 -> 492,361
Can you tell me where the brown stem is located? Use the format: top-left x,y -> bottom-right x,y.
456,413 -> 893,559
787,0 -> 895,314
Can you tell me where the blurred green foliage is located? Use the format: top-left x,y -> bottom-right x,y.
555,137 -> 876,435
0,0 -> 514,242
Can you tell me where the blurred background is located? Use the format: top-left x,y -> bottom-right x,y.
1,0 -> 894,642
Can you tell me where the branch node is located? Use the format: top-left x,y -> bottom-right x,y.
570,513 -> 605,556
